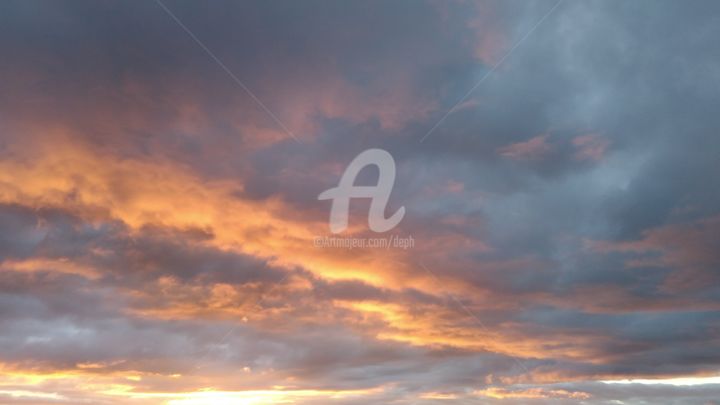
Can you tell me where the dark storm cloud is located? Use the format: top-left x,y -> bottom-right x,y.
0,202 -> 529,384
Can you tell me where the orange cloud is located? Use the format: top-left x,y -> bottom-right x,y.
573,134 -> 610,162
589,216 -> 720,291
498,135 -> 551,160
475,386 -> 591,400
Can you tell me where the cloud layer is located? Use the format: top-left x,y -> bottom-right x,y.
1,0 -> 720,403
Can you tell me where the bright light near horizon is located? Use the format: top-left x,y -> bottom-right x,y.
602,375 -> 720,386
166,391 -> 292,405
122,388 -> 384,405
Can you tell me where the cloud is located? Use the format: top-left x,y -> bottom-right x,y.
498,135 -> 551,160
573,134 -> 610,162
590,215 -> 720,291
2,0 -> 720,403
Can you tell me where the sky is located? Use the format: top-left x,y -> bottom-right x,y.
1,0 -> 720,404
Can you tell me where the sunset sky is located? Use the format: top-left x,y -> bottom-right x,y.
2,1 -> 720,404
